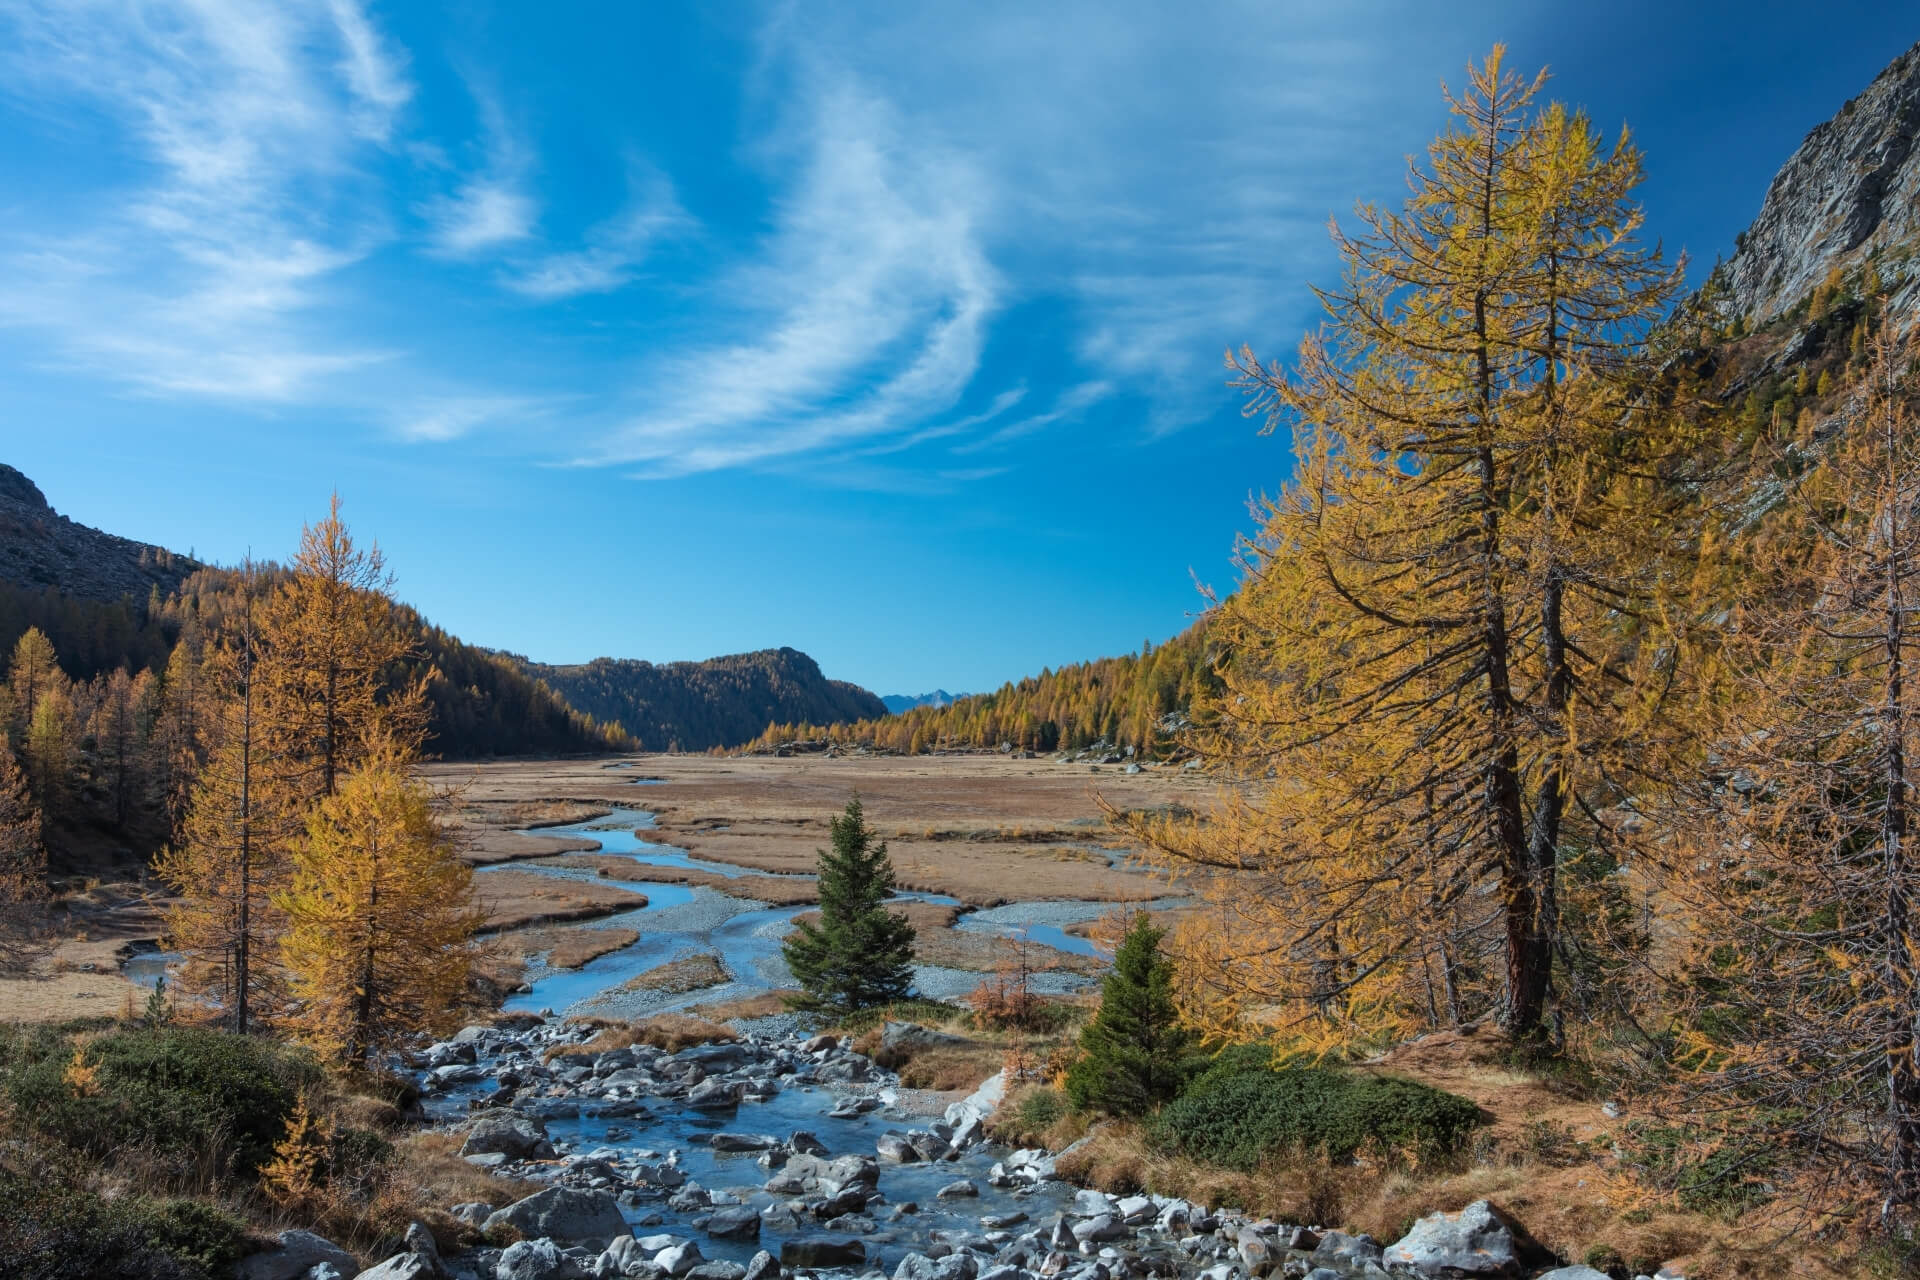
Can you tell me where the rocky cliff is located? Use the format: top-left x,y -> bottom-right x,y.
0,463 -> 201,604
1721,41 -> 1920,322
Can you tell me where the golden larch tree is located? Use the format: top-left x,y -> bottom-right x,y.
1125,49 -> 1688,1049
259,495 -> 428,803
278,744 -> 476,1066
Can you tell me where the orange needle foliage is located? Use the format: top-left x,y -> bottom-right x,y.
1121,48 -> 1693,1053
278,743 -> 478,1068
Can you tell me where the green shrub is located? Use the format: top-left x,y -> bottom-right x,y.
124,1199 -> 249,1275
1624,1120 -> 1780,1220
1150,1054 -> 1482,1169
0,1159 -> 246,1280
0,1024 -> 319,1181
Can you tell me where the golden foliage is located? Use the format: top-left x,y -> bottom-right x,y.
260,1093 -> 334,1212
1124,47 -> 1690,1052
257,494 -> 428,803
278,745 -> 477,1066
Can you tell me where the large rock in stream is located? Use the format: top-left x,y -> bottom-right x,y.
461,1109 -> 555,1161
483,1186 -> 630,1248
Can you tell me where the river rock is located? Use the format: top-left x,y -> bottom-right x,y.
686,1079 -> 743,1110
823,1154 -> 880,1190
656,1242 -> 706,1276
494,1239 -> 565,1280
687,1265 -> 747,1280
1382,1200 -> 1529,1275
463,1110 -> 556,1161
1311,1231 -> 1383,1267
742,1250 -> 780,1280
787,1129 -> 828,1156
1070,1190 -> 1114,1218
876,1132 -> 922,1163
485,1187 -> 632,1249
1072,1214 -> 1129,1244
780,1238 -> 867,1269
237,1229 -> 360,1280
1537,1270 -> 1612,1280
937,1179 -> 979,1198
354,1254 -> 437,1280
703,1206 -> 762,1240
710,1132 -> 779,1153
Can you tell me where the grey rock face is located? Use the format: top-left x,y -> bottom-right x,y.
236,1229 -> 360,1280
485,1187 -> 632,1249
1722,41 -> 1920,323
1309,1231 -> 1382,1267
1382,1199 -> 1526,1275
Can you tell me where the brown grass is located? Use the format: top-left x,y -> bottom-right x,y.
508,926 -> 639,970
541,856 -> 820,905
422,753 -> 1209,908
473,870 -> 647,932
689,992 -> 791,1022
600,952 -> 728,997
555,1013 -> 740,1056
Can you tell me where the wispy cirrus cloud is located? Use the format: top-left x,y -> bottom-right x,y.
0,0 -> 409,400
422,85 -> 540,258
504,165 -> 692,301
593,78 -> 999,476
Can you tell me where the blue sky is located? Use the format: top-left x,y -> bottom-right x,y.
0,2 -> 1910,695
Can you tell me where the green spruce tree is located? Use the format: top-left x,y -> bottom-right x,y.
783,797 -> 916,1013
1065,911 -> 1193,1113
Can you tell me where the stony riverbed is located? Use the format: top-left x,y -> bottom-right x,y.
240,1017 -> 1618,1280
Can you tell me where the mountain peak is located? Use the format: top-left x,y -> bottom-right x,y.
1722,41 -> 1920,323
0,464 -> 48,511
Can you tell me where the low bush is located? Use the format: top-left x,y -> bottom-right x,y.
1150,1049 -> 1482,1170
0,1157 -> 250,1280
0,1023 -> 319,1182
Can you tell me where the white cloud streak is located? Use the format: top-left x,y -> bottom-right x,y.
594,79 -> 999,475
0,0 -> 409,400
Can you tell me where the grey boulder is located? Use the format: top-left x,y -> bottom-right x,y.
1383,1200 -> 1532,1276
703,1206 -> 762,1240
495,1239 -> 566,1280
655,1242 -> 706,1276
462,1110 -> 556,1161
236,1229 -> 360,1280
353,1255 -> 436,1280
485,1186 -> 632,1249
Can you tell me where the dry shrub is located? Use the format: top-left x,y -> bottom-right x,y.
896,1046 -> 1005,1092
1052,1123 -> 1150,1196
688,992 -> 789,1022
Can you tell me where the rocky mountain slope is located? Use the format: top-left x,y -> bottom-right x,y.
524,649 -> 888,752
0,463 -> 201,604
1721,40 -> 1920,321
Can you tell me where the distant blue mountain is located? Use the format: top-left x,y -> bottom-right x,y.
881,690 -> 966,715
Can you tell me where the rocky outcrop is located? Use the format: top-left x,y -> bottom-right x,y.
1722,42 -> 1920,322
0,463 -> 201,603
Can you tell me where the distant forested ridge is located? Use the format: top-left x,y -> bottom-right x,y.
523,648 -> 888,752
752,623 -> 1217,757
0,470 -> 627,762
